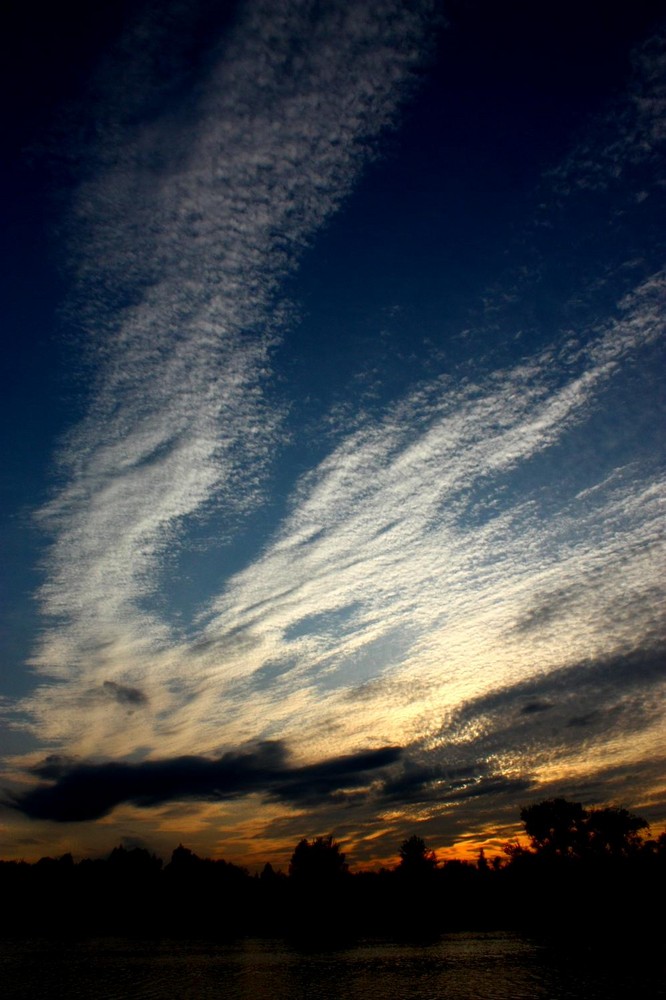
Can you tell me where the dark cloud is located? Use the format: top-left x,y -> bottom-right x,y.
10,742 -> 401,823
102,680 -> 148,706
382,761 -> 480,803
548,757 -> 666,819
440,644 -> 666,751
520,700 -> 553,715
32,755 -> 77,780
380,758 -> 533,809
271,746 -> 402,805
364,645 -> 665,817
439,775 -> 532,802
513,587 -> 581,634
567,711 -> 599,728
382,762 -> 443,802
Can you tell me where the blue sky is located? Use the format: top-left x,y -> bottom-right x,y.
1,0 -> 664,868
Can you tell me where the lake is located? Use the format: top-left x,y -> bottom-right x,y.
1,931 -> 663,999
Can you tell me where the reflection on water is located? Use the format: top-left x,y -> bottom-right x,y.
1,932 -> 663,1000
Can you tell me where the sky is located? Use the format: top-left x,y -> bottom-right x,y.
1,0 -> 665,870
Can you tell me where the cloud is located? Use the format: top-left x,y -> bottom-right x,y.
11,742 -> 401,822
101,681 -> 147,707
520,701 -> 552,715
17,267 -> 664,767
260,646 -> 665,863
546,27 -> 666,197
439,644 -> 666,744
372,644 -> 666,814
23,0 -> 434,740
179,270 -> 665,756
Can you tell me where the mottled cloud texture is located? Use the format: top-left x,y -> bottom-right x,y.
25,0 -> 433,719
3,3 -> 665,864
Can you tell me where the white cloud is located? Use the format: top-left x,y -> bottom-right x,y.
171,270 -> 664,760
27,1 -> 433,700
20,266 -> 664,766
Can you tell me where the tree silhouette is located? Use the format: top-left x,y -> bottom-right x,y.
108,845 -> 162,873
398,835 -> 437,875
520,799 -> 650,860
260,861 -> 281,881
288,835 -> 348,883
169,843 -> 201,869
586,807 -> 648,858
520,798 -> 588,858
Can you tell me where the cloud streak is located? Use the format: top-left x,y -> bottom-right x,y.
29,0 -> 433,691
18,269 -> 665,768
11,742 -> 400,822
193,271 -> 665,738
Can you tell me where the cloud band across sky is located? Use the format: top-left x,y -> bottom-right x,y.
11,743 -> 401,822
30,0 -> 434,684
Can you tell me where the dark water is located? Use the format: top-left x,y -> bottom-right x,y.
0,932 -> 663,1000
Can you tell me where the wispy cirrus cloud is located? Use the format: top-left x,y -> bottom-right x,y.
27,1 -> 434,696
191,270 -> 664,736
17,266 -> 664,768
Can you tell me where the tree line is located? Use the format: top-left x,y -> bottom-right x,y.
1,799 -> 663,943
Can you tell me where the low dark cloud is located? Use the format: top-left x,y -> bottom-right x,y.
513,587 -> 581,634
441,644 -> 665,750
102,680 -> 148,706
567,711 -> 599,728
382,761 -> 479,803
439,775 -> 532,802
380,757 -> 533,809
520,700 -> 552,715
11,742 -> 401,823
363,645 -> 666,817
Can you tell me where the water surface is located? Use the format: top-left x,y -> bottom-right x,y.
1,931 -> 662,999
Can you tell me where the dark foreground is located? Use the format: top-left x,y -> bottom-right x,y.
1,931 -> 664,1000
